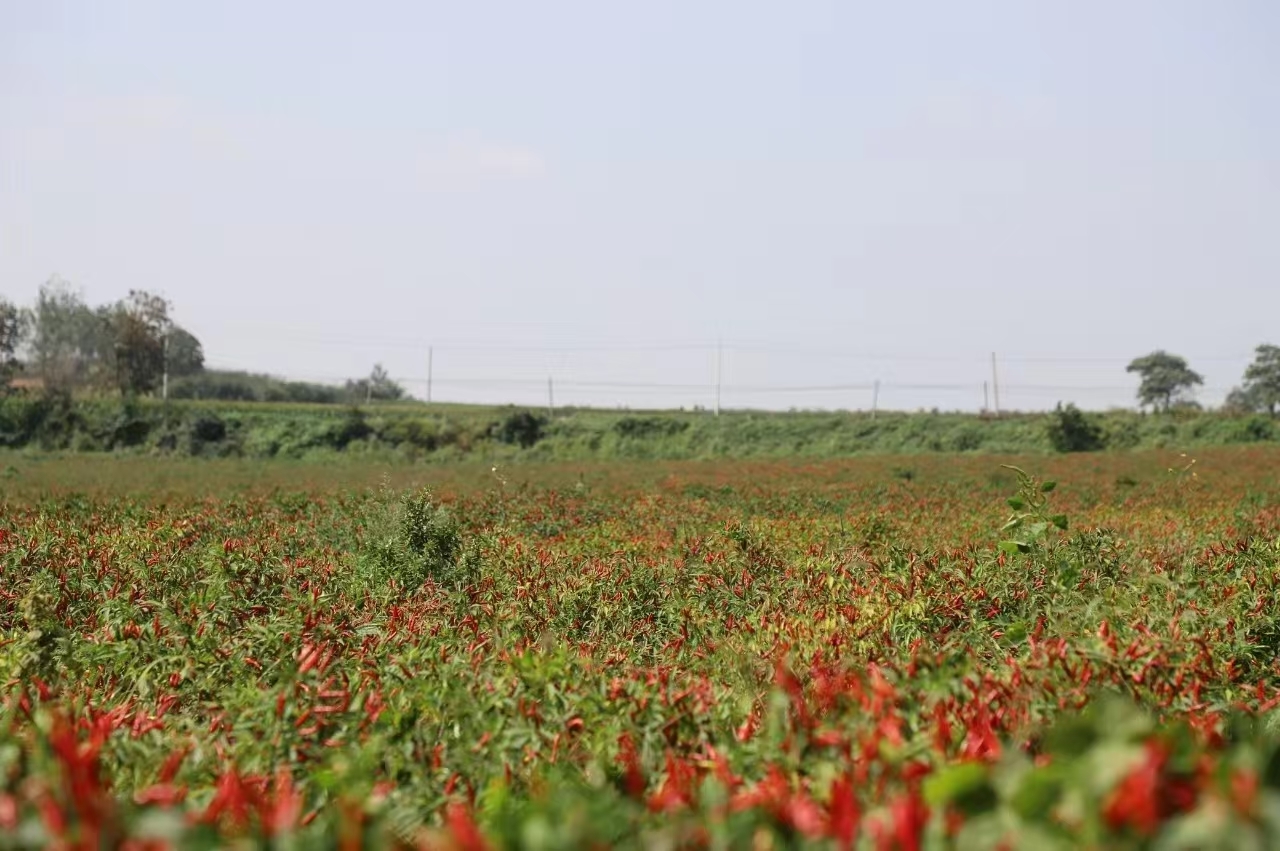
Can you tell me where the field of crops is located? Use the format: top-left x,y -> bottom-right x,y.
3,447 -> 1280,848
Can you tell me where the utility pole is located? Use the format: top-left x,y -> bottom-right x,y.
714,340 -> 722,417
871,380 -> 880,420
161,332 -> 169,403
426,346 -> 433,404
547,376 -> 554,418
991,352 -> 1001,416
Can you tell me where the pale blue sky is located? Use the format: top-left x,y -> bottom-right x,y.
2,1 -> 1277,410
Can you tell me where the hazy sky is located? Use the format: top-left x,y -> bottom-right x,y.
2,1 -> 1277,411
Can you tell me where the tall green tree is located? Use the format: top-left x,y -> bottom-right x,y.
346,363 -> 406,403
108,290 -> 171,396
24,277 -> 112,391
1241,344 -> 1280,417
1126,351 -> 1203,413
166,326 -> 205,378
0,296 -> 25,387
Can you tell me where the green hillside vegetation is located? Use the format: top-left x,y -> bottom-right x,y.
1,393 -> 1276,461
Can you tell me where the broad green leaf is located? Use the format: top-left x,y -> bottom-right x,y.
1007,497 -> 1026,511
1040,481 -> 1057,493
1010,767 -> 1064,821
1050,514 -> 1069,531
923,762 -> 997,815
999,540 -> 1030,556
1264,745 -> 1280,790
1045,715 -> 1098,758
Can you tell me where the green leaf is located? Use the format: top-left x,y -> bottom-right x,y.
1050,514 -> 1069,531
999,540 -> 1031,556
1045,715 -> 1098,758
1010,767 -> 1064,821
1007,497 -> 1026,511
1040,481 -> 1057,493
1264,745 -> 1280,790
1002,621 -> 1028,643
923,762 -> 997,815
1027,522 -> 1050,539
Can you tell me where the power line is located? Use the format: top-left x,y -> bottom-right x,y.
208,331 -> 1255,364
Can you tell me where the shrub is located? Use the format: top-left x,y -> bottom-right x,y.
492,410 -> 546,448
614,416 -> 689,439
363,488 -> 478,590
948,425 -> 984,452
189,413 -> 227,444
330,407 -> 373,448
1231,415 -> 1275,444
1047,403 -> 1106,453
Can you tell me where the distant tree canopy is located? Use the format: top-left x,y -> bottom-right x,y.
345,363 -> 406,403
109,289 -> 170,396
166,326 -> 205,378
24,278 -> 110,391
169,370 -> 345,404
1126,351 -> 1203,413
0,296 -> 23,387
18,277 -> 205,397
1239,344 -> 1280,417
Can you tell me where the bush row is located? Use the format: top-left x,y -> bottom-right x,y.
0,394 -> 1276,460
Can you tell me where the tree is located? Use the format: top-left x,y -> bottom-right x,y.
0,296 -> 24,386
24,277 -> 112,391
1224,385 -> 1264,415
166,326 -> 205,378
1046,403 -> 1106,452
1241,344 -> 1280,417
346,364 -> 406,403
1126,351 -> 1203,413
108,290 -> 171,396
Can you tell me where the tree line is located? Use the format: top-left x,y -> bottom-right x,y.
1125,348 -> 1280,416
0,278 -> 405,403
4,280 -> 1278,415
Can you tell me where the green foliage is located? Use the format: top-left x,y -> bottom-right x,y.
108,290 -> 171,396
997,464 -> 1069,556
0,398 -> 1275,460
345,363 -> 406,403
165,326 -> 205,378
613,416 -> 689,439
170,369 -> 345,403
362,486 -> 477,589
18,279 -> 206,399
1242,344 -> 1280,417
1046,402 -> 1106,453
0,296 -> 24,387
1127,350 -> 1204,413
331,406 -> 373,447
23,277 -> 112,392
492,409 -> 546,448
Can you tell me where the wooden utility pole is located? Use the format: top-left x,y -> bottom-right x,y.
991,352 -> 1001,416
871,380 -> 880,420
714,340 -> 722,417
547,376 -> 554,418
161,332 -> 169,403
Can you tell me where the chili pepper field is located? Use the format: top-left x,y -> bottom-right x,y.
2,447 -> 1280,848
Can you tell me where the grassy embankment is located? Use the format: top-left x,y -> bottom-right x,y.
0,394 -> 1277,463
